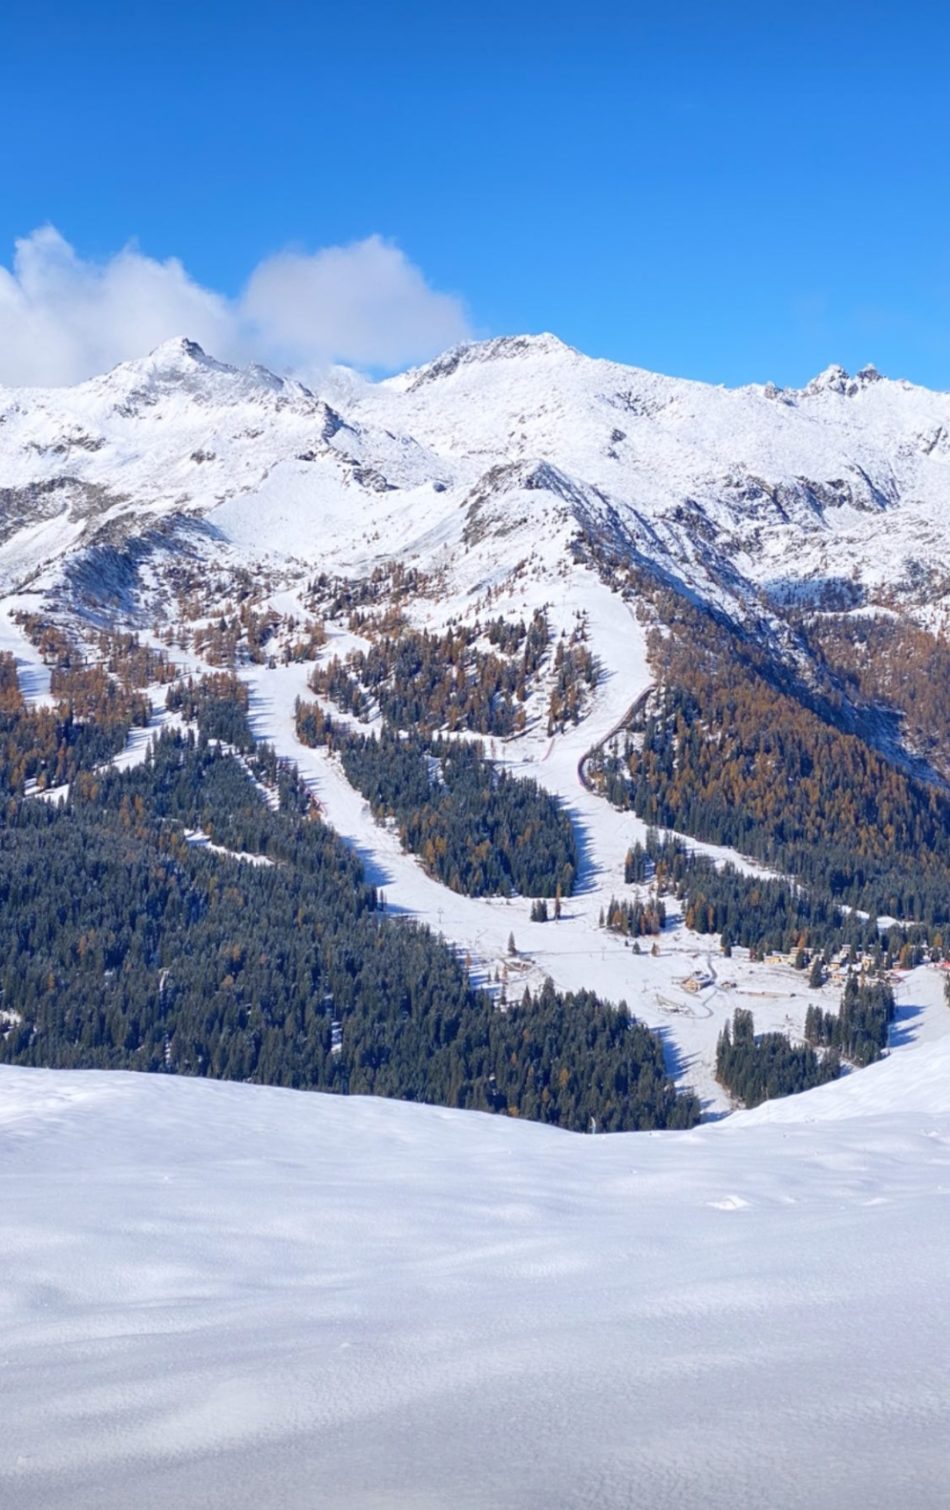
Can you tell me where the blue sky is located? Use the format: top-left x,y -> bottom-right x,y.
1,1 -> 948,387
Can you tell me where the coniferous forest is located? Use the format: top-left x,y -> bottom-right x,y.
0,671 -> 697,1133
307,609 -> 549,736
804,974 -> 896,1066
716,976 -> 897,1108
590,597 -> 950,935
715,1008 -> 841,1108
0,649 -> 151,795
295,702 -> 577,898
624,834 -> 941,966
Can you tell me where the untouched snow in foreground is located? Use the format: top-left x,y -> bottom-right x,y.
2,1042 -> 949,1510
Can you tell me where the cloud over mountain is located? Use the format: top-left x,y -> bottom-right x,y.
0,226 -> 471,386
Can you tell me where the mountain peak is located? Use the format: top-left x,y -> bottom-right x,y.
137,336 -> 235,378
393,332 -> 579,392
148,335 -> 209,364
475,332 -> 577,361
802,362 -> 887,398
806,363 -> 852,395
90,338 -> 313,410
91,336 -> 236,393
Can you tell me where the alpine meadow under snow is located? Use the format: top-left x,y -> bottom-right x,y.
1,331 -> 949,1506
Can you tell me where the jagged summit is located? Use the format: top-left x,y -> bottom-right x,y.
800,362 -> 892,398
77,336 -> 317,413
807,363 -> 852,394
392,331 -> 580,392
146,335 -> 217,366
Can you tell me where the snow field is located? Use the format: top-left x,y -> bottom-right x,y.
1,1044 -> 949,1509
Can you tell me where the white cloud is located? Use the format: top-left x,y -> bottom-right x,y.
0,226 -> 471,386
0,228 -> 236,387
242,235 -> 471,371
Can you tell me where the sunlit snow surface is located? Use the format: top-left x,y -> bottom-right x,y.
2,334 -> 950,628
2,1041 -> 949,1509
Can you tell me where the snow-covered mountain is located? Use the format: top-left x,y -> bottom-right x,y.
2,332 -> 948,1118
1,333 -> 948,630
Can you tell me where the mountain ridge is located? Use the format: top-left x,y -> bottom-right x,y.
2,330 -> 948,621
1,330 -> 947,791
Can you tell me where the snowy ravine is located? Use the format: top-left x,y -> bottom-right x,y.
2,1038 -> 949,1510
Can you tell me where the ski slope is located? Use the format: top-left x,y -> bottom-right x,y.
236,585 -> 950,1113
0,600 -> 52,702
2,1036 -> 949,1510
9,568 -> 946,1112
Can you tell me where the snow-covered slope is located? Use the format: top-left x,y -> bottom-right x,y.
2,1049 -> 949,1509
0,338 -> 448,593
378,335 -> 950,623
1,333 -> 948,626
